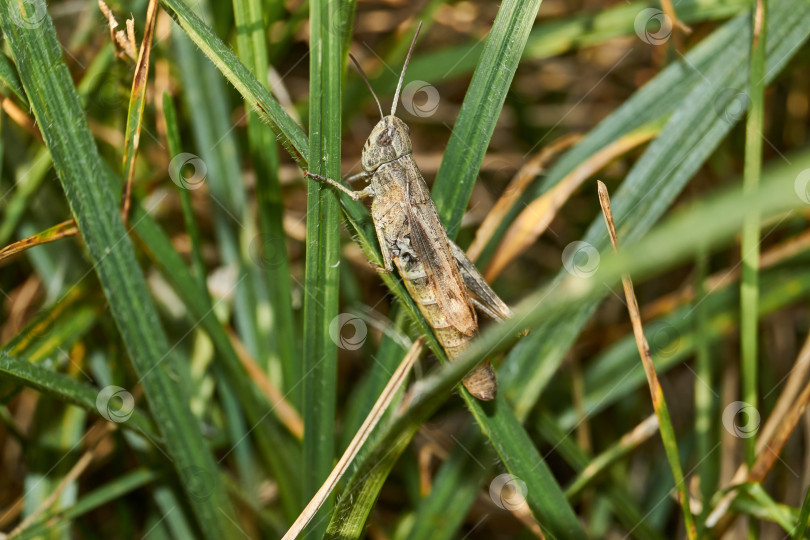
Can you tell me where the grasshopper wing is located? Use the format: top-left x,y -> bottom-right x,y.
449,240 -> 513,322
407,202 -> 478,337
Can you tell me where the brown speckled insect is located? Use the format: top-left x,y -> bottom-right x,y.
306,23 -> 512,400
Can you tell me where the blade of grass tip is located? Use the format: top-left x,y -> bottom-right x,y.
120,0 -> 158,225
0,220 -> 78,264
740,0 -> 767,472
302,0 -> 343,536
597,181 -> 697,540
0,2 -> 238,536
231,0 -> 299,404
284,339 -> 423,540
485,120 -> 663,281
431,0 -> 544,238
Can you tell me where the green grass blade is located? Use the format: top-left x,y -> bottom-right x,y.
431,0 -> 544,237
302,0 -> 343,535
740,0 -> 767,470
0,2 -> 238,534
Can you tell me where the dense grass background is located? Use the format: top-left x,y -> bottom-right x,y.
1,0 -> 809,538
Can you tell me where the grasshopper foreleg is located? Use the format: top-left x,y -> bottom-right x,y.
305,171 -> 374,200
344,170 -> 374,185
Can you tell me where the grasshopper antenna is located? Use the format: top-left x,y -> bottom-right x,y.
391,21 -> 422,117
349,53 -> 384,121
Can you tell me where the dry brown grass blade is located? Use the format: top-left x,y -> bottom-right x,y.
1,98 -> 42,143
120,0 -> 159,225
642,227 -> 810,320
98,1 -> 137,61
227,329 -> 304,440
465,133 -> 582,262
485,125 -> 659,281
0,220 -> 78,265
597,180 -> 697,539
706,333 -> 810,531
283,338 -> 424,540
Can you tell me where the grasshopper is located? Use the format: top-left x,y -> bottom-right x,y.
306,23 -> 512,400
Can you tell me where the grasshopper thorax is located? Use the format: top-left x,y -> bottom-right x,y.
361,115 -> 412,172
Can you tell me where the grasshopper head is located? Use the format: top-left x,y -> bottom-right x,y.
361,115 -> 412,171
